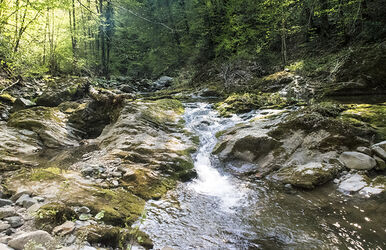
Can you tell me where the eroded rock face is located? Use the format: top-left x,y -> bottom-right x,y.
8,107 -> 81,148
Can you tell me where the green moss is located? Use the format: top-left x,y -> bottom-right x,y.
29,167 -> 65,181
8,106 -> 62,129
215,130 -> 226,139
215,92 -> 287,116
191,135 -> 200,145
340,103 -> 386,140
155,99 -> 184,114
35,203 -> 76,231
91,188 -> 145,226
77,225 -> 153,249
0,93 -> 16,103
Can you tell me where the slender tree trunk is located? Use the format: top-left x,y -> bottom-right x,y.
319,0 -> 329,41
281,18 -> 287,66
99,0 -> 106,76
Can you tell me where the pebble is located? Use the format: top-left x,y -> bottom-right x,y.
111,172 -> 122,177
52,221 -> 75,236
77,206 -> 90,214
0,222 -> 10,232
112,180 -> 119,186
0,207 -> 16,219
3,216 -> 24,228
33,196 -> 45,202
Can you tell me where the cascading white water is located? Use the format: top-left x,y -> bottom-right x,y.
183,103 -> 246,210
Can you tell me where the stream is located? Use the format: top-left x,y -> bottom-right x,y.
139,102 -> 386,250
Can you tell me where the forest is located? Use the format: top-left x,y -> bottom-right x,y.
0,0 -> 385,78
0,0 -> 385,250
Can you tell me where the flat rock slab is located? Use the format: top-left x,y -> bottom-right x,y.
338,174 -> 368,193
7,230 -> 53,250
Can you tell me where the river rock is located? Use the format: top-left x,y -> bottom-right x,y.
152,76 -> 173,90
11,191 -> 31,202
338,174 -> 368,193
52,221 -> 75,236
12,98 -> 36,112
7,230 -> 53,250
371,145 -> 386,160
0,207 -> 16,219
339,152 -> 376,170
373,141 -> 386,151
3,216 -> 24,228
273,162 -> 342,189
0,222 -> 10,232
373,155 -> 386,171
15,194 -> 37,208
0,200 -> 12,207
356,146 -> 371,155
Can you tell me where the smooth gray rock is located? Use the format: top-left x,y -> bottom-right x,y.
15,194 -> 37,208
339,152 -> 376,170
371,146 -> 386,160
8,230 -> 53,250
0,207 -> 16,219
10,191 -> 31,202
3,216 -> 24,228
12,98 -> 36,112
0,200 -> 13,208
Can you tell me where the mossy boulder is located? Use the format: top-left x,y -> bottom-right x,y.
35,203 -> 76,231
8,106 -> 81,148
340,103 -> 386,141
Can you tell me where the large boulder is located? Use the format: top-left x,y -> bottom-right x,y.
339,152 -> 376,170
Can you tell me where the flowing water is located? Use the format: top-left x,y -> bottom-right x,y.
139,102 -> 386,250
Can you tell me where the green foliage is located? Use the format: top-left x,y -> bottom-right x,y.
0,0 -> 384,78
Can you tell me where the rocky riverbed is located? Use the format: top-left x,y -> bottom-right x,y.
0,75 -> 385,249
